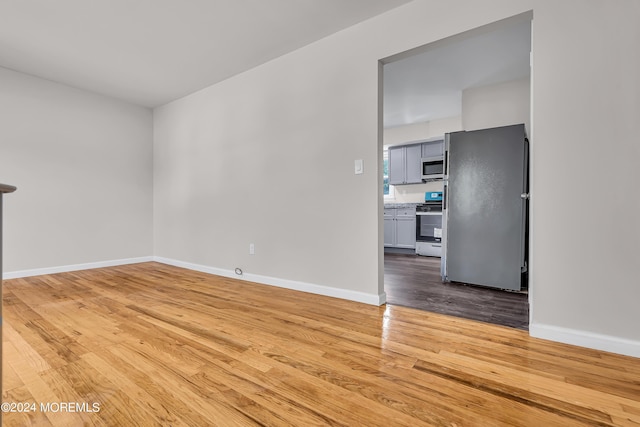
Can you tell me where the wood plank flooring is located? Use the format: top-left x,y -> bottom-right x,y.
385,253 -> 529,330
2,262 -> 640,426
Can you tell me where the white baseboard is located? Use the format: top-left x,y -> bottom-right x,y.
154,256 -> 386,306
529,323 -> 640,358
3,256 -> 154,280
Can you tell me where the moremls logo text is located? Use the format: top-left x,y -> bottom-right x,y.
41,402 -> 101,413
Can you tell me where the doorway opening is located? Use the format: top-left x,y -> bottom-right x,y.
380,12 -> 532,330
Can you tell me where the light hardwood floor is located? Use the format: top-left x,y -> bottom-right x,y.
2,262 -> 640,426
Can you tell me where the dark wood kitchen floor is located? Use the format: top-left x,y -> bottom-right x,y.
384,253 -> 529,330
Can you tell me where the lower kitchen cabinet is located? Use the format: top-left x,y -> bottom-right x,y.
384,210 -> 395,247
384,207 -> 416,249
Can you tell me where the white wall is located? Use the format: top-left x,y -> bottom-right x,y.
153,1 -> 532,304
528,0 -> 640,355
154,0 -> 640,356
0,0 -> 635,356
0,67 -> 153,274
384,116 -> 462,147
153,31 -> 384,302
462,77 -> 530,133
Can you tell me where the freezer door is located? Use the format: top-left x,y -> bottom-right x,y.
444,124 -> 527,291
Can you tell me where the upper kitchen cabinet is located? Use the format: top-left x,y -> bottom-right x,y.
388,143 -> 422,185
422,140 -> 444,158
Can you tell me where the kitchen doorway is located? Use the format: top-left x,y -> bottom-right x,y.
380,13 -> 532,329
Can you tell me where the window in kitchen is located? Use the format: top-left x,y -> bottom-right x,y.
383,149 -> 394,199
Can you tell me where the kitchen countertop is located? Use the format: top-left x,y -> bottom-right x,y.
384,203 -> 420,209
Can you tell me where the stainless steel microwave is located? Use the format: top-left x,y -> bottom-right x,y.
421,155 -> 444,181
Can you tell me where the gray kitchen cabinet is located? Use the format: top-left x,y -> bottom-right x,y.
395,207 -> 417,249
384,206 -> 416,249
388,143 -> 423,185
384,210 -> 395,247
422,139 -> 444,158
405,144 -> 423,184
388,146 -> 405,185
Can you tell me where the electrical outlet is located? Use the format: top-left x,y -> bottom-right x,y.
249,243 -> 255,255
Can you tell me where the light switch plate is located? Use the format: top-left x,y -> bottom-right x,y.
354,159 -> 363,175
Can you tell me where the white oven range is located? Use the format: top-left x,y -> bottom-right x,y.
416,202 -> 443,257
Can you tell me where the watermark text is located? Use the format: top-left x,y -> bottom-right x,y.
1,401 -> 101,413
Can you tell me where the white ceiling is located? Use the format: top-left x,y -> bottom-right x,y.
0,0 -> 411,108
383,18 -> 531,128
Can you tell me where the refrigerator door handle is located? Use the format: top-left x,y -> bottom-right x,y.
443,185 -> 448,209
441,181 -> 448,282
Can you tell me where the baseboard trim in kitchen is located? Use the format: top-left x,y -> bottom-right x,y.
154,256 -> 386,306
530,323 -> 640,358
3,256 -> 155,280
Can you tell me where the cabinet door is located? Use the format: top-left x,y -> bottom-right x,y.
395,217 -> 416,249
388,146 -> 405,185
384,216 -> 396,247
405,144 -> 423,184
422,140 -> 444,158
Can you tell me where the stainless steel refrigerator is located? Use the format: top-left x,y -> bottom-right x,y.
441,124 -> 528,291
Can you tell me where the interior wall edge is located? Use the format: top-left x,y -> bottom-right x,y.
529,323 -> 640,359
